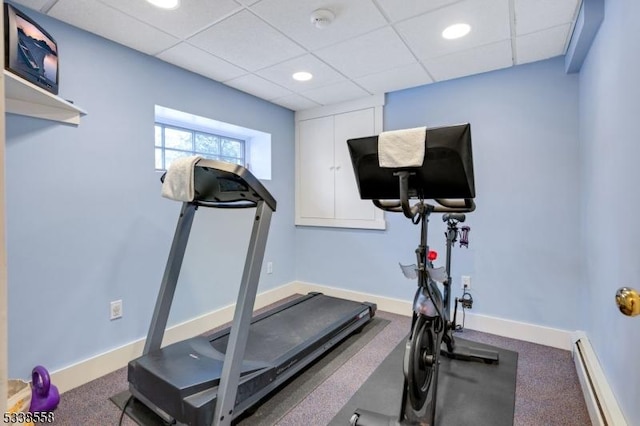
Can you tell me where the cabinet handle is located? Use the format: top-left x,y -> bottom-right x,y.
335,165 -> 341,170
329,166 -> 335,170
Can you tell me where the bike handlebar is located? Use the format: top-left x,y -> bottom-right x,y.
372,171 -> 475,219
373,198 -> 475,216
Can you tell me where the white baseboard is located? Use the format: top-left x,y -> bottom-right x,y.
51,280 -> 580,393
292,281 -> 415,316
294,281 -> 573,350
461,311 -> 573,350
572,332 -> 627,426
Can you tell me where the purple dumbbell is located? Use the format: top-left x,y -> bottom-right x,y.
29,366 -> 60,412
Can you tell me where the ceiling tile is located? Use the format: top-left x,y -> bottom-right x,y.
300,81 -> 369,105
156,43 -> 247,82
251,0 -> 388,50
256,54 -> 345,91
424,40 -> 513,82
187,10 -> 305,71
10,0 -> 50,12
315,27 -> 416,78
28,0 -> 578,109
270,94 -> 321,111
49,0 -> 179,55
98,0 -> 242,39
375,0 -> 462,23
225,74 -> 293,100
515,0 -> 581,36
395,0 -> 510,61
355,63 -> 433,94
516,24 -> 571,65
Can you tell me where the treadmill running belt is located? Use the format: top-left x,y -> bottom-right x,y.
210,295 -> 367,363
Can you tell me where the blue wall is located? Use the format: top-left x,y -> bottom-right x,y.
5,9 -> 295,378
296,57 -> 582,330
6,7 -> 636,424
579,0 -> 640,422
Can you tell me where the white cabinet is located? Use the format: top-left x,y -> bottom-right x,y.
295,96 -> 385,230
298,115 -> 335,220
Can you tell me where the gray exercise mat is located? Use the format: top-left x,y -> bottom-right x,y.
329,336 -> 518,426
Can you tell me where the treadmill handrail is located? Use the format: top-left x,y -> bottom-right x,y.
195,200 -> 258,209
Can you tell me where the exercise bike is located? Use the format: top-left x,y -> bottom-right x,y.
346,124 -> 499,426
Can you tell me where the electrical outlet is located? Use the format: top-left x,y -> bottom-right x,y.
267,262 -> 273,274
110,300 -> 123,320
461,275 -> 471,289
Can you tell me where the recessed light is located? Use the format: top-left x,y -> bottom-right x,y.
442,23 -> 471,40
292,71 -> 313,81
146,0 -> 180,10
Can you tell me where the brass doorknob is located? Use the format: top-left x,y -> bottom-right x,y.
615,287 -> 640,317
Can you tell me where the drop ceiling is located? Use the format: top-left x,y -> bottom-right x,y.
12,0 -> 582,111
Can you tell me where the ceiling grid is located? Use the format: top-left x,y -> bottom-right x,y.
14,0 -> 582,110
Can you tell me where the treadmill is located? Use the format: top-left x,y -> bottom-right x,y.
127,159 -> 376,426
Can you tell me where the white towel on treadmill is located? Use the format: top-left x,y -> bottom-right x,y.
161,156 -> 202,202
378,126 -> 426,168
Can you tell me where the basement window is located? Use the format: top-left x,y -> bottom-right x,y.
154,105 -> 272,180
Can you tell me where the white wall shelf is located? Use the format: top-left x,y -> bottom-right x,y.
4,70 -> 86,125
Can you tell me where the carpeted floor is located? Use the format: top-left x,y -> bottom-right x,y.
49,309 -> 590,426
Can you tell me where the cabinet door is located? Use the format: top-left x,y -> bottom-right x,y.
298,116 -> 335,219
334,109 -> 376,221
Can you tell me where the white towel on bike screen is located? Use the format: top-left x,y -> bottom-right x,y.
378,126 -> 426,168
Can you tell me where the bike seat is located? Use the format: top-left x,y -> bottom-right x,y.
443,213 -> 466,222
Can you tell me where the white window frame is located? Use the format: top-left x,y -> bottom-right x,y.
154,122 -> 246,171
154,105 -> 272,180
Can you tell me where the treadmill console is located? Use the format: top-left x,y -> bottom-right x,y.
167,159 -> 277,211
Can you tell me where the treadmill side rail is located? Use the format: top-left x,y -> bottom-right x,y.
213,201 -> 272,426
144,202 -> 197,355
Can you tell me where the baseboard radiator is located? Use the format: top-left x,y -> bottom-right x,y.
572,333 -> 627,426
